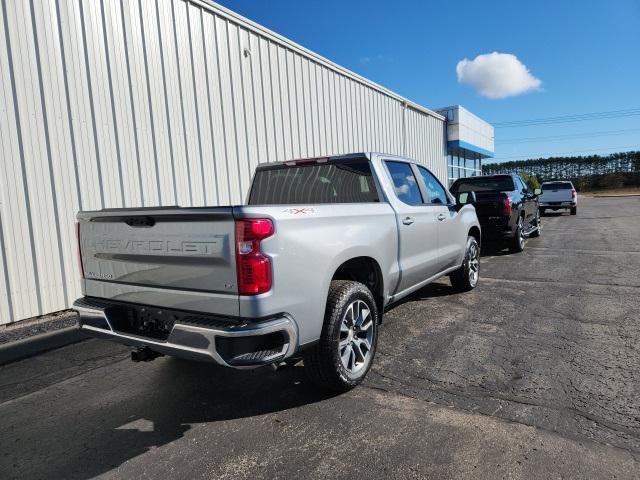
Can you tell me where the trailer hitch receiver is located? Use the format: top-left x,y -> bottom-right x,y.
131,347 -> 164,362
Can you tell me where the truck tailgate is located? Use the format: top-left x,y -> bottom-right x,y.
472,192 -> 506,218
77,207 -> 239,315
540,189 -> 572,203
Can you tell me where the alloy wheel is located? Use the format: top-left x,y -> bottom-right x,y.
518,218 -> 525,248
468,241 -> 480,287
339,300 -> 374,374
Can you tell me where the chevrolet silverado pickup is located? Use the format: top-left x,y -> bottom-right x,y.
538,180 -> 577,215
74,153 -> 481,391
449,174 -> 541,253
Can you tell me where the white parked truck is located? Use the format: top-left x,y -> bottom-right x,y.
73,153 -> 481,391
538,181 -> 577,215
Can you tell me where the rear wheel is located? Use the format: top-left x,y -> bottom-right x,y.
570,206 -> 577,215
450,236 -> 480,292
508,216 -> 525,253
304,280 -> 378,392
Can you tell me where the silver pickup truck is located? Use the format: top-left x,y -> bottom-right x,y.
73,153 -> 481,391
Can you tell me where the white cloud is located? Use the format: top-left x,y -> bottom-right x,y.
456,52 -> 542,99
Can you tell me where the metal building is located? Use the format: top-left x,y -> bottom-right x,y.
0,0 -> 491,325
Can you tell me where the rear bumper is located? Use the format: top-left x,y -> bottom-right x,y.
539,201 -> 576,208
73,297 -> 298,368
478,218 -> 514,241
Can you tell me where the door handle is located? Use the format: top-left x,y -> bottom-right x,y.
402,217 -> 414,225
437,213 -> 446,221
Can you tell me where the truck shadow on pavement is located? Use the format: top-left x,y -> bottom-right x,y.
42,356 -> 335,479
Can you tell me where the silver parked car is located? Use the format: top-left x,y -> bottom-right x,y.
73,153 -> 481,391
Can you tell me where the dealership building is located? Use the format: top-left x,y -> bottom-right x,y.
0,0 -> 494,325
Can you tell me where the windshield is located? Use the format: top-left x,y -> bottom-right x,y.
450,176 -> 515,193
248,159 -> 380,205
542,182 -> 573,190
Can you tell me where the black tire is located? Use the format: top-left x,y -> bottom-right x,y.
529,209 -> 542,238
539,207 -> 546,216
508,215 -> 526,253
304,280 -> 379,392
450,236 -> 480,292
570,206 -> 577,215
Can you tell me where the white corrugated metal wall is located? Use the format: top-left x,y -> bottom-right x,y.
0,0 -> 446,325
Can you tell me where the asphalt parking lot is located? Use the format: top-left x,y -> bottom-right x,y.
1,196 -> 639,479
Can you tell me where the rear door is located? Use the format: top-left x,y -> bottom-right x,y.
384,161 -> 441,292
515,176 -> 536,225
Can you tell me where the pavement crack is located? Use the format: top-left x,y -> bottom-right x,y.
368,369 -> 640,458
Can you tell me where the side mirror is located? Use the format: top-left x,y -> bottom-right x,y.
534,188 -> 542,195
456,191 -> 477,209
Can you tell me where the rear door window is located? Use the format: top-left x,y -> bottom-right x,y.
516,177 -> 528,193
385,161 -> 423,205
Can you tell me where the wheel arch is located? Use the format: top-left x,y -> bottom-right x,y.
468,226 -> 481,249
331,256 -> 384,321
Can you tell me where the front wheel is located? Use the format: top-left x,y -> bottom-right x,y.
450,236 -> 480,292
508,216 -> 526,253
304,280 -> 379,392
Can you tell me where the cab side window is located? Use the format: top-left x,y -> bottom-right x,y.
516,177 -> 528,194
385,161 -> 423,205
417,166 -> 448,205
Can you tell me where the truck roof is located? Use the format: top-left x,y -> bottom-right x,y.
254,152 -> 415,169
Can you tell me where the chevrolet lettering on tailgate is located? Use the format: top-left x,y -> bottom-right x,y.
86,238 -> 224,256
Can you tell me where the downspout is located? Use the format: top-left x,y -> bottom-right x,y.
401,101 -> 408,156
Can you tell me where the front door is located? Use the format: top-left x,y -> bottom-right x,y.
415,165 -> 464,271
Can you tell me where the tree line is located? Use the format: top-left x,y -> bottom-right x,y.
483,151 -> 640,191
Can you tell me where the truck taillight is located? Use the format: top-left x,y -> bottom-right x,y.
75,222 -> 84,278
502,196 -> 512,216
572,190 -> 577,199
235,218 -> 274,295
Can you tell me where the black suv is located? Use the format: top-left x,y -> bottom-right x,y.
450,174 -> 541,253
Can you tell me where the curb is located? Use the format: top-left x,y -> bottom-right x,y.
592,193 -> 640,198
0,326 -> 88,366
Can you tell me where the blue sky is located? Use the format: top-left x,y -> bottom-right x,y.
214,0 -> 640,164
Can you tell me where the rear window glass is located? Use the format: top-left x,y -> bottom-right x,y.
542,182 -> 572,190
450,176 -> 515,193
248,159 -> 380,205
